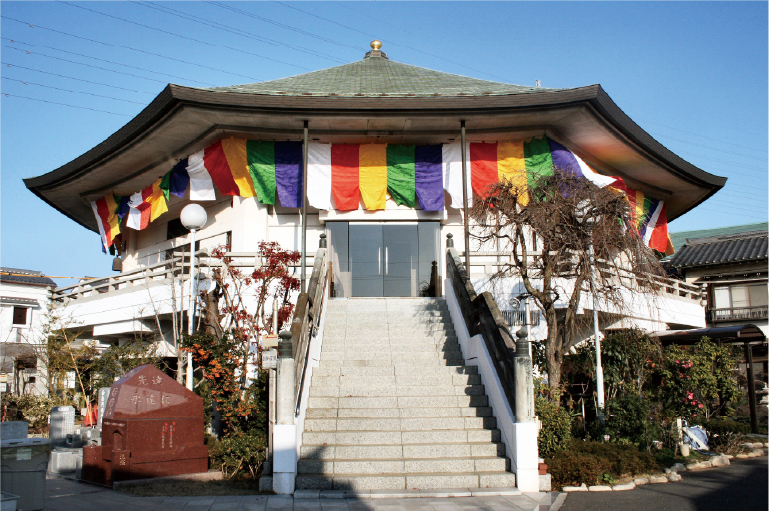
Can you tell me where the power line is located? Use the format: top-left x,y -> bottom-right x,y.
2,15 -> 261,81
675,149 -> 767,173
141,1 -> 348,63
686,206 -> 767,221
3,38 -> 217,86
6,45 -> 172,85
650,131 -> 768,163
58,0 -> 315,72
2,62 -> 156,95
273,1 -> 517,84
206,1 -> 361,52
2,77 -> 146,105
2,92 -> 132,116
637,117 -> 768,154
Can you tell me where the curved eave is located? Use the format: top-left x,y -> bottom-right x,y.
25,83 -> 726,232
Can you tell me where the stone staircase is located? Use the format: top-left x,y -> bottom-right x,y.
296,297 -> 517,491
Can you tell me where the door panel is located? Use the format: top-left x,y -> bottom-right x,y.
350,224 -> 383,297
383,225 -> 418,297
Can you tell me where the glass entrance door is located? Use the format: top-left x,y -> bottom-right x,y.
328,222 -> 439,298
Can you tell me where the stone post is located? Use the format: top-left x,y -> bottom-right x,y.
513,327 -> 534,422
273,329 -> 297,494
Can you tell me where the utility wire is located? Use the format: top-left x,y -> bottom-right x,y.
130,1 -> 345,65
6,45 -> 172,85
57,0 -> 313,72
638,117 -> 768,154
686,206 -> 767,221
273,1 -> 516,83
2,15 -> 260,81
2,62 -> 156,95
675,149 -> 767,173
207,1 -> 361,52
2,77 -> 146,104
3,38 -> 216,86
2,92 -> 132,116
650,131 -> 768,163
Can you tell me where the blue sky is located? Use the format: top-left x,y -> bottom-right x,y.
1,1 -> 767,284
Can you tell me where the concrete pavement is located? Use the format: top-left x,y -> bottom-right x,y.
559,456 -> 768,511
44,478 -> 560,510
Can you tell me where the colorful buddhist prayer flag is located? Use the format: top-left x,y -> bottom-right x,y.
415,144 -> 444,211
126,178 -> 168,230
275,141 -> 303,208
160,158 -> 190,200
387,144 -> 416,208
220,139 -> 256,198
91,193 -> 121,250
330,144 -> 360,210
359,144 -> 388,210
248,140 -> 277,205
307,143 -> 332,210
90,135 -> 671,255
442,142 -> 470,209
186,150 -> 216,200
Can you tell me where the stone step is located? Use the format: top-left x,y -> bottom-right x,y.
306,406 -> 494,419
300,442 -> 505,460
320,351 -> 464,362
304,416 -> 496,432
309,384 -> 486,398
294,471 -> 515,491
311,373 -> 481,387
307,395 -> 490,409
319,344 -> 462,354
312,365 -> 479,377
302,428 -> 500,446
298,456 -> 509,475
317,358 -> 466,368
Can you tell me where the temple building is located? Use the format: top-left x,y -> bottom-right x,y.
25,42 -> 725,493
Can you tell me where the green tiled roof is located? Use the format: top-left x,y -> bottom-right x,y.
670,222 -> 769,252
202,54 -> 561,97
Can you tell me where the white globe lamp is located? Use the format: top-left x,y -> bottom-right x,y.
180,204 -> 207,390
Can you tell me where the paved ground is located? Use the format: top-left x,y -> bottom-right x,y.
44,479 -> 560,511
559,456 -> 768,511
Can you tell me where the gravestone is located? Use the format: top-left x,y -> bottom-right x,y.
49,406 -> 75,449
80,365 -> 208,485
97,387 -> 111,426
0,421 -> 28,440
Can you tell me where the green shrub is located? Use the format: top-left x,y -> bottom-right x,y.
536,396 -> 572,457
700,418 -> 750,436
1,394 -> 70,433
547,440 -> 661,489
604,394 -> 660,447
208,430 -> 267,480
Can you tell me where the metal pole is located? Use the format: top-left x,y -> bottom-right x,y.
744,341 -> 758,434
460,120 -> 470,271
587,233 -> 605,417
186,228 -> 197,390
301,121 -> 309,294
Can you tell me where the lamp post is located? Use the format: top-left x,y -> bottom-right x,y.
575,201 -> 605,420
180,203 -> 208,391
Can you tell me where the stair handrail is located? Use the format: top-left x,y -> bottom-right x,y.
446,245 -> 526,418
289,239 -> 329,416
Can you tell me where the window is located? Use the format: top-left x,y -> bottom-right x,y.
12,307 -> 27,325
166,218 -> 189,240
711,283 -> 768,321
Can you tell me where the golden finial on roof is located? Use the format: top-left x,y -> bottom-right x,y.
371,40 -> 382,50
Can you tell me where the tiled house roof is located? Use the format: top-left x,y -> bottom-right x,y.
668,230 -> 768,268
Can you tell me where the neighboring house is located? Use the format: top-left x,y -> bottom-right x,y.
23,42 -> 724,492
668,223 -> 768,336
0,268 -> 57,395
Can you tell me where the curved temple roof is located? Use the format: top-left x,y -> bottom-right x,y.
25,44 -> 726,233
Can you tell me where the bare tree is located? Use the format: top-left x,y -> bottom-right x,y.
470,172 -> 666,399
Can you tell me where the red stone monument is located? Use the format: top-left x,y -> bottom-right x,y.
81,365 -> 208,485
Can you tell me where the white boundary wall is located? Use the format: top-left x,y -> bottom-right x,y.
445,278 -> 540,492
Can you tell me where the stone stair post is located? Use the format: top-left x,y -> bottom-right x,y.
273,330 -> 297,494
